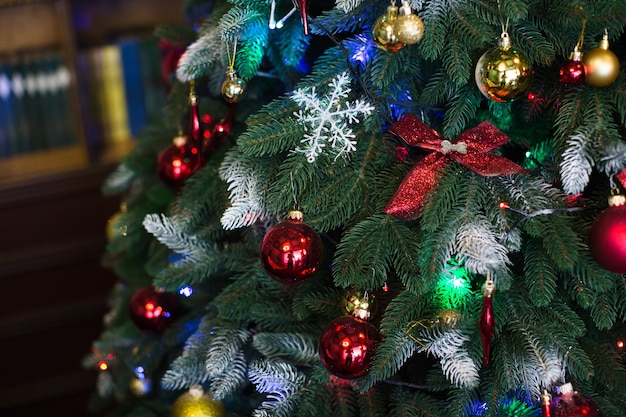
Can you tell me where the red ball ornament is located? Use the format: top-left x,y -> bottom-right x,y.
559,49 -> 585,85
589,194 -> 626,273
260,210 -> 323,283
157,135 -> 202,190
319,316 -> 381,379
129,286 -> 179,333
551,383 -> 604,417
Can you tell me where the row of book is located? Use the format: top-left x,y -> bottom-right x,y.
77,36 -> 167,155
0,54 -> 77,158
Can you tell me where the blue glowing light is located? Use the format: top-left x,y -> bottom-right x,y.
179,285 -> 194,297
134,366 -> 145,379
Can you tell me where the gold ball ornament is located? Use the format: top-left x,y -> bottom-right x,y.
474,33 -> 533,102
221,70 -> 247,104
582,33 -> 620,87
171,385 -> 226,417
129,376 -> 152,396
372,5 -> 405,53
435,309 -> 461,327
343,289 -> 377,320
393,1 -> 424,45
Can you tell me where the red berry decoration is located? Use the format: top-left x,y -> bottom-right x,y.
129,286 -> 179,333
589,193 -> 626,273
260,210 -> 323,283
551,383 -> 604,417
319,316 -> 381,379
559,48 -> 585,85
157,136 -> 202,189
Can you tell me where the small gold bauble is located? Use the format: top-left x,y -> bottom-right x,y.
129,377 -> 152,396
221,70 -> 247,104
435,309 -> 461,327
393,2 -> 424,44
171,385 -> 226,417
343,289 -> 377,320
582,35 -> 620,87
372,5 -> 404,53
474,33 -> 533,102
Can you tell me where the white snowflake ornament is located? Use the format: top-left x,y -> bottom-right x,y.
291,72 -> 375,163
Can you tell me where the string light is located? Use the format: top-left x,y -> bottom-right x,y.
98,361 -> 108,371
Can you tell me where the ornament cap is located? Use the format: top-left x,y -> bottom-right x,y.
172,133 -> 187,147
287,210 -> 304,222
386,4 -> 399,19
557,382 -> 574,397
189,385 -> 204,397
608,193 -> 626,207
599,32 -> 610,50
541,389 -> 551,405
398,0 -> 411,16
569,48 -> 583,61
498,32 -> 511,50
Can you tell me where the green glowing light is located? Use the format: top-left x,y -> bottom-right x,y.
434,260 -> 473,310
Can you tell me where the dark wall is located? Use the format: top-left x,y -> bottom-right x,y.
0,166 -> 120,417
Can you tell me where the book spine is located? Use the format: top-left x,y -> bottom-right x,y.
119,39 -> 147,137
0,64 -> 15,157
99,44 -> 131,144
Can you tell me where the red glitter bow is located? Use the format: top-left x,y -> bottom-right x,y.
385,114 -> 527,220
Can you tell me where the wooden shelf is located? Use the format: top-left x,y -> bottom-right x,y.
0,0 -> 67,54
0,146 -> 89,187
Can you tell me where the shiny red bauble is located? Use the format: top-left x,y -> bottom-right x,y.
589,200 -> 626,273
551,384 -> 604,417
260,211 -> 323,283
129,286 -> 179,333
318,316 -> 381,379
559,59 -> 585,85
157,139 -> 202,190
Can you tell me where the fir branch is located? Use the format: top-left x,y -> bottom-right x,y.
522,239 -> 558,307
252,332 -> 319,365
332,215 -> 422,294
366,329 -> 419,388
249,360 -> 307,417
419,326 -> 479,388
419,1 -> 450,61
442,86 -> 482,138
176,27 -> 224,81
388,386 -> 446,417
210,351 -> 248,399
143,213 -> 210,255
441,38 -> 472,85
161,315 -> 215,390
206,326 -> 249,375
103,164 -> 137,196
590,290 -> 618,331
455,217 -> 511,277
219,150 -> 273,230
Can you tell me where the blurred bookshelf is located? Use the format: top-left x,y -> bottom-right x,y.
0,0 -> 185,188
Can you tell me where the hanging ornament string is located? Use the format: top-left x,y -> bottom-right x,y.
222,38 -> 247,103
225,38 -> 237,74
576,19 -> 586,52
290,171 -> 299,210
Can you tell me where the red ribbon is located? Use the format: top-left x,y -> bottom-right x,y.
385,114 -> 527,220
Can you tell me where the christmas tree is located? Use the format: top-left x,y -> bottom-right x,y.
86,1 -> 626,416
